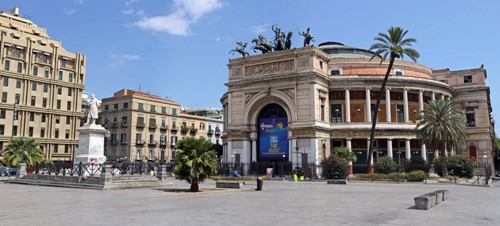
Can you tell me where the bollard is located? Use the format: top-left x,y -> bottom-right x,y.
294,174 -> 298,182
256,177 -> 263,191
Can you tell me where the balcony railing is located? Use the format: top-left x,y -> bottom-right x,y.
190,128 -> 198,134
111,140 -> 118,145
180,126 -> 189,133
215,130 -> 221,136
207,129 -> 214,135
120,140 -> 128,144
148,140 -> 158,146
110,122 -> 119,128
120,122 -> 129,128
160,125 -> 168,130
149,124 -> 157,129
171,126 -> 178,131
136,123 -> 145,128
136,140 -> 145,145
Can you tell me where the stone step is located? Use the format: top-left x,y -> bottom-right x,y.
9,179 -> 104,190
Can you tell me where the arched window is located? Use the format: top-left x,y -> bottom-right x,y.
469,145 -> 477,158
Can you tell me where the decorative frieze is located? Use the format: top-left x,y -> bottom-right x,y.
297,57 -> 310,68
245,60 -> 294,77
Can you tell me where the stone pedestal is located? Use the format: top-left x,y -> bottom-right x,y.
74,124 -> 107,165
157,164 -> 168,181
16,163 -> 27,179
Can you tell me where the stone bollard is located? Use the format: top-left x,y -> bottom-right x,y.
100,165 -> 113,183
157,164 -> 168,182
16,163 -> 27,179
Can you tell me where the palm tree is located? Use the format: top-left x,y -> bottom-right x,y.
367,27 -> 420,173
416,99 -> 468,176
3,137 -> 44,168
174,137 -> 219,192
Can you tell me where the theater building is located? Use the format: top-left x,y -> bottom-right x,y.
221,42 -> 494,176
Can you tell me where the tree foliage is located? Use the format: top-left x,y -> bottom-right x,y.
321,147 -> 353,179
174,137 -> 219,192
375,156 -> 398,174
3,137 -> 44,168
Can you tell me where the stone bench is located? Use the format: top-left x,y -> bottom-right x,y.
414,190 -> 449,210
216,181 -> 243,189
326,179 -> 348,185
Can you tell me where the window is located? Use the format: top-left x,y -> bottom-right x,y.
31,96 -> 36,106
43,83 -> 48,92
319,61 -> 323,69
12,126 -> 17,136
42,54 -> 48,63
33,65 -> 38,75
14,48 -> 21,58
44,68 -> 49,78
58,71 -> 63,80
104,105 -> 109,111
15,94 -> 20,104
120,133 -> 127,143
4,59 -> 9,70
55,115 -> 60,124
162,106 -> 167,114
42,98 -> 47,107
123,102 -> 129,109
150,105 -> 156,112
395,70 -> 403,76
330,70 -> 340,75
67,101 -> 72,110
54,145 -> 58,153
465,107 -> 475,127
57,100 -> 61,109
66,116 -> 71,124
68,88 -> 72,96
1,92 -> 6,103
113,104 -> 118,111
61,59 -> 66,68
396,105 -> 404,122
320,98 -> 325,121
55,129 -> 59,138
69,73 -> 73,82
172,108 -> 177,115
65,129 -> 70,139
40,128 -> 45,138
199,123 -> 205,130
29,127 -> 33,136
121,116 -> 128,124
138,103 -> 144,110
0,125 -> 4,135
16,79 -> 21,88
17,62 -> 22,73
3,76 -> 9,86
150,134 -> 155,143
29,112 -> 34,121
57,86 -> 62,95
64,144 -> 69,153
41,114 -> 46,123
331,104 -> 342,123
464,75 -> 472,83
32,82 -> 37,91
136,133 -> 142,143
136,150 -> 141,160
0,109 -> 4,119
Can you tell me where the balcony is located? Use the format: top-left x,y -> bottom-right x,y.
180,126 -> 189,134
111,140 -> 118,145
148,140 -> 158,146
136,140 -> 145,145
149,124 -> 157,130
190,128 -> 198,134
120,121 -> 129,128
136,123 -> 145,128
215,130 -> 221,137
120,139 -> 128,145
207,129 -> 214,136
160,125 -> 168,131
171,126 -> 178,131
110,122 -> 119,129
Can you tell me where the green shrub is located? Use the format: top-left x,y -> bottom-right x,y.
375,156 -> 398,174
387,172 -> 407,181
321,155 -> 349,179
406,170 -> 426,182
334,147 -> 357,162
433,156 -> 476,178
405,156 -> 429,173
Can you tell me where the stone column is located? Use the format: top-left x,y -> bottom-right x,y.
419,90 -> 424,113
403,88 -> 409,123
405,139 -> 411,160
387,139 -> 393,158
367,139 -> 374,174
441,94 -> 445,100
421,144 -> 427,161
366,87 -> 371,122
250,131 -> 257,162
345,88 -> 351,123
385,88 -> 391,122
432,92 -> 436,101
346,138 -> 353,174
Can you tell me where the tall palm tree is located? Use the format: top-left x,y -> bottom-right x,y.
3,137 -> 44,168
416,99 -> 468,176
174,137 -> 219,192
367,27 -> 420,174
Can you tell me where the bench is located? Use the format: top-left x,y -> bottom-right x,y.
414,190 -> 449,210
216,181 -> 243,189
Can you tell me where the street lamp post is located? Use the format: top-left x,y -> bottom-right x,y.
334,108 -> 339,123
231,154 -> 234,174
282,154 -> 285,178
483,155 -> 490,185
160,134 -> 166,163
105,129 -> 110,160
21,135 -> 26,163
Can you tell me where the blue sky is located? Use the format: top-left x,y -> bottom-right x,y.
3,0 -> 500,131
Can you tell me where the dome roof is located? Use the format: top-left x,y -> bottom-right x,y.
318,41 -> 380,59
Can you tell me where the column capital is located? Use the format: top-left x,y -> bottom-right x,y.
385,87 -> 391,91
365,87 -> 371,90
419,89 -> 424,93
345,87 -> 351,90
346,138 -> 352,141
403,88 -> 409,91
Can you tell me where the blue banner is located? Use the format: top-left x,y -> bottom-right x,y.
259,117 -> 288,158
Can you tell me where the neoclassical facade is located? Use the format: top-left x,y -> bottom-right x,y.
221,42 -> 494,176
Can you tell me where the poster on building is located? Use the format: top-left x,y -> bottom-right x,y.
259,117 -> 288,158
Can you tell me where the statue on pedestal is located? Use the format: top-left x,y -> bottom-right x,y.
299,27 -> 315,47
86,94 -> 100,125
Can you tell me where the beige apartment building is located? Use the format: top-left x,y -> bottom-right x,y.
101,89 -> 221,162
0,8 -> 85,161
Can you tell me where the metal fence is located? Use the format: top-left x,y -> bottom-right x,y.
217,162 -> 321,178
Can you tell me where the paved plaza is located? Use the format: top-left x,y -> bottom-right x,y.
1,180 -> 499,226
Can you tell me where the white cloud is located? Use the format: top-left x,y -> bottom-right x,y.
135,9 -> 145,16
126,0 -> 140,6
122,9 -> 134,15
134,0 -> 223,36
174,0 -> 223,21
251,23 -> 271,35
66,9 -> 76,15
109,53 -> 140,67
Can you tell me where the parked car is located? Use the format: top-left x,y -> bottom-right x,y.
8,168 -> 17,176
0,166 -> 9,176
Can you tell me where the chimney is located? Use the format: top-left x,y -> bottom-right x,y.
11,7 -> 19,16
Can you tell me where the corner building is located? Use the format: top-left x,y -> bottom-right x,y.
221,42 -> 494,176
0,8 -> 85,161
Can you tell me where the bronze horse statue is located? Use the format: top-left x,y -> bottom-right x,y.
299,27 -> 315,47
251,35 -> 274,54
285,31 -> 293,50
229,42 -> 249,57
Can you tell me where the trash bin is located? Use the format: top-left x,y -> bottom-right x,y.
256,177 -> 263,191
